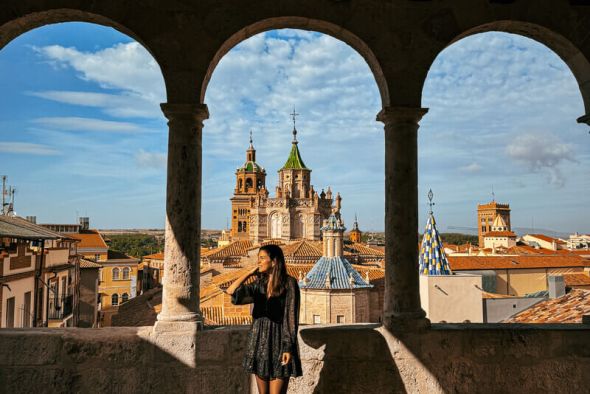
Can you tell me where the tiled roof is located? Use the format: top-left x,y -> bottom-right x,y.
301,256 -> 372,289
68,230 -> 108,249
282,240 -> 323,258
202,306 -> 252,326
563,273 -> 590,286
286,264 -> 314,280
419,214 -> 452,276
527,234 -> 566,244
504,289 -> 590,323
110,288 -> 161,327
347,243 -> 385,256
281,141 -> 308,170
449,255 -> 590,270
80,259 -> 102,269
484,231 -> 516,237
351,265 -> 385,283
203,240 -> 253,259
143,252 -> 164,260
0,215 -> 62,240
238,160 -> 265,173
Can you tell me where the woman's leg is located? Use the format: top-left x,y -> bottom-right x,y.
269,378 -> 289,394
255,375 -> 270,394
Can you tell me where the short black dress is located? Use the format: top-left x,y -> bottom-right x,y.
231,275 -> 303,379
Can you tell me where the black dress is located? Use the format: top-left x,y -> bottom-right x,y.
231,275 -> 303,379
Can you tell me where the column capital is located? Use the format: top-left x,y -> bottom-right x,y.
376,106 -> 428,125
160,102 -> 209,122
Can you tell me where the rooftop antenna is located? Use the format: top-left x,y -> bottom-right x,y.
290,107 -> 299,143
1,175 -> 6,215
427,189 -> 435,215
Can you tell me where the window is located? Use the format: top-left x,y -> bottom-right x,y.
95,253 -> 101,261
121,293 -> 129,303
337,315 -> 345,323
246,178 -> 253,188
111,294 -> 119,306
122,267 -> 130,280
313,314 -> 321,324
23,292 -> 31,328
6,297 -> 15,328
112,267 -> 120,280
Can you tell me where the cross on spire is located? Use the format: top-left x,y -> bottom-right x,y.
427,188 -> 435,215
290,107 -> 299,142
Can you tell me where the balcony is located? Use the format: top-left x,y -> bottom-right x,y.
47,295 -> 73,320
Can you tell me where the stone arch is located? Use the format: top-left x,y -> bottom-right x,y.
269,211 -> 282,239
200,16 -> 389,107
422,21 -> 590,121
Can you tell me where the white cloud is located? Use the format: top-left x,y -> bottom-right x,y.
32,43 -> 165,118
33,117 -> 143,133
27,90 -> 158,118
459,162 -> 482,173
505,132 -> 576,187
0,142 -> 60,155
135,149 -> 167,169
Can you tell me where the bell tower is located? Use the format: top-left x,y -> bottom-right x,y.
230,131 -> 267,240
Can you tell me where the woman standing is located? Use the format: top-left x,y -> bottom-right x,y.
226,244 -> 302,394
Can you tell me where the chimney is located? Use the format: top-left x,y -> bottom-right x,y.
25,216 -> 36,224
548,275 -> 565,299
79,217 -> 90,231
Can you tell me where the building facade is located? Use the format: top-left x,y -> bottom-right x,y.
247,124 -> 334,243
477,201 -> 511,247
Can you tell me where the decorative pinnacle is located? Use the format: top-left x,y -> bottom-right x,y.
249,130 -> 254,149
290,107 -> 299,143
427,189 -> 435,215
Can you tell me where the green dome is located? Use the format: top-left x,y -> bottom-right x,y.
238,161 -> 265,173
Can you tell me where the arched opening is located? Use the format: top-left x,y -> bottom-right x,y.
420,29 -> 589,324
0,18 -> 166,329
201,26 -> 384,327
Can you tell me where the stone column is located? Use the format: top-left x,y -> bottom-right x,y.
155,103 -> 209,331
378,106 -> 430,331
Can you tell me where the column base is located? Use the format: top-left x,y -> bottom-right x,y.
383,310 -> 430,332
154,312 -> 203,333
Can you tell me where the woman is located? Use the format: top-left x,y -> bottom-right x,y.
226,244 -> 302,394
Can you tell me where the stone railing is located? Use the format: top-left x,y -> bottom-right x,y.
1,323 -> 589,393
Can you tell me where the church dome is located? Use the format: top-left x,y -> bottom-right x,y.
237,161 -> 265,173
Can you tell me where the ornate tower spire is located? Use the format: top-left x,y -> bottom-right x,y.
246,130 -> 256,162
290,108 -> 299,144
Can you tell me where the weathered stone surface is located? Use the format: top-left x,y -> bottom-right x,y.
1,324 -> 589,393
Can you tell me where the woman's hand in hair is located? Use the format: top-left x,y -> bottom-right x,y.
226,265 -> 259,295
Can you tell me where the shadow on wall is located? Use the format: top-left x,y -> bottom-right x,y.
297,324 -> 407,394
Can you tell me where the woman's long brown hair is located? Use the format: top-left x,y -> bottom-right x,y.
259,244 -> 288,297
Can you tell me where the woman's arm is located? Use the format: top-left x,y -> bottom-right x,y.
281,277 -> 300,362
226,265 -> 258,295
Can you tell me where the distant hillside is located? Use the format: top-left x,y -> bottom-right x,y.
438,233 -> 478,245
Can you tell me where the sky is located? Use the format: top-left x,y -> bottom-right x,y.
0,23 -> 588,234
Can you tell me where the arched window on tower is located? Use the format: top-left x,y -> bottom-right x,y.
238,221 -> 243,232
238,179 -> 243,191
246,178 -> 253,189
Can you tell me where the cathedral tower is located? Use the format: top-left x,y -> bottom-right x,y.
477,200 -> 511,248
276,114 -> 312,200
230,132 -> 267,240
349,213 -> 362,243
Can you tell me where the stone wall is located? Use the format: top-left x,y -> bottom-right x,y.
1,324 -> 589,393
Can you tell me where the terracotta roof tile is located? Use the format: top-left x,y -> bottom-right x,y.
563,273 -> 590,286
282,240 -> 323,258
484,231 -> 516,237
68,230 -> 108,249
527,234 -> 566,244
449,255 -> 590,270
143,252 -> 164,260
79,259 -> 102,269
203,240 -> 253,259
504,289 -> 590,323
347,243 -> 385,256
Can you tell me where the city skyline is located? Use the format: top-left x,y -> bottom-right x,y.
0,23 -> 588,233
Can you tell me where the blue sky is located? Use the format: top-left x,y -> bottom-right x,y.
0,23 -> 588,234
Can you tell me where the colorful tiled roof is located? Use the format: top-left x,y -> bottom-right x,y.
449,255 -> 590,270
504,289 -> 590,323
419,214 -> 452,276
281,143 -> 308,170
300,256 -> 372,289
